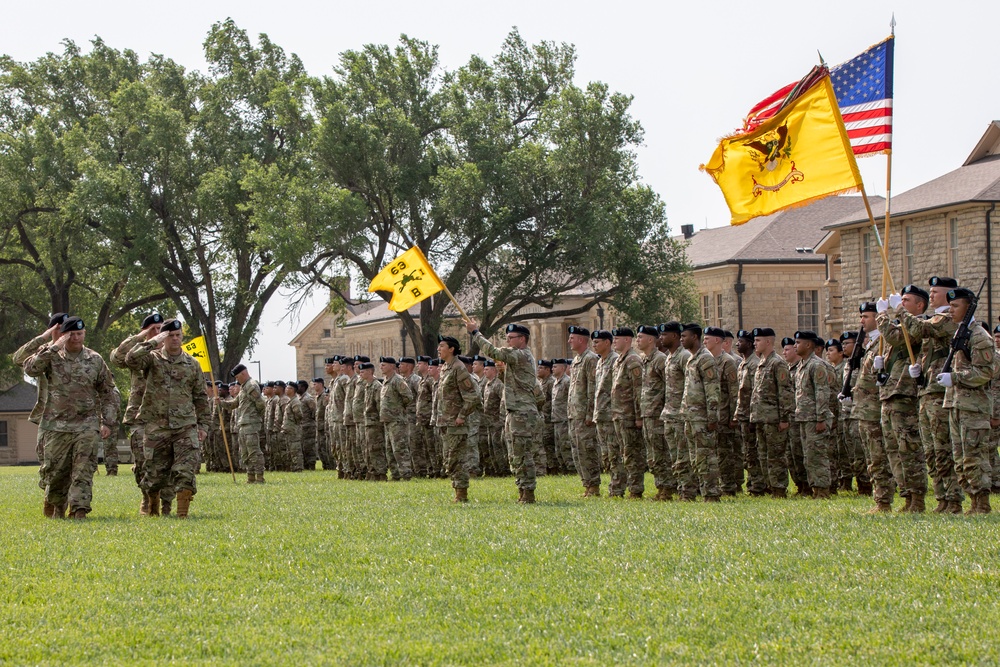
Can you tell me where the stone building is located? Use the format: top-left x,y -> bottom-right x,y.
0,381 -> 39,465
817,121 -> 1000,332
681,195 -> 877,341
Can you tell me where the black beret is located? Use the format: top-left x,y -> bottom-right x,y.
379,356 -> 397,365
265,381 -> 275,388
354,355 -> 371,363
994,324 -> 1000,334
537,359 -> 553,368
230,363 -> 247,377
658,322 -> 683,334
825,339 -> 843,350
324,357 -> 337,364
484,359 -> 496,367
313,377 -> 325,384
704,326 -> 726,338
471,355 -> 487,363
591,330 -> 613,341
60,317 -> 85,333
229,382 -> 239,388
723,330 -> 735,339
929,276 -> 958,288
429,358 -> 442,366
286,380 -> 298,387
205,380 -> 214,386
438,335 -> 461,352
901,284 -> 930,303
612,327 -> 635,337
840,331 -> 860,341
506,323 -> 530,336
567,325 -> 590,336
416,355 -> 432,363
781,337 -> 795,347
794,330 -> 818,342
274,380 -> 286,388
48,312 -> 69,328
736,329 -> 754,341
358,362 -> 375,371
947,287 -> 976,302
161,319 -> 183,332
399,357 -> 415,364
297,379 -> 309,388
214,380 -> 224,387
141,313 -> 163,329
636,325 -> 659,337
458,355 -> 473,364
553,358 -> 568,365
752,327 -> 775,338
859,301 -> 877,313
681,322 -> 702,334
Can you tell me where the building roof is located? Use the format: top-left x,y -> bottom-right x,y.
0,381 -> 37,413
288,299 -> 379,346
681,196 -> 875,269
827,122 -> 1000,230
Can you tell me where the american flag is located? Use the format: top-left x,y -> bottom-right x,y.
742,37 -> 894,156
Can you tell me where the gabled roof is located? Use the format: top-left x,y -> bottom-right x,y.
681,196 -> 875,269
827,122 -> 1000,230
0,381 -> 37,412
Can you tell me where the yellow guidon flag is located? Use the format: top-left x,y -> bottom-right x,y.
700,68 -> 863,225
183,335 -> 212,373
367,246 -> 446,312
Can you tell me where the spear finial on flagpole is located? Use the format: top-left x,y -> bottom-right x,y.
890,13 -> 896,36
817,50 -> 827,67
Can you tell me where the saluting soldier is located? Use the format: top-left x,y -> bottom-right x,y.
735,330 -> 765,496
937,287 -> 996,515
468,320 -> 542,504
124,318 -> 209,519
567,326 -> 601,496
637,325 -> 671,500
875,286 -> 929,512
591,330 -> 621,496
611,327 -> 645,500
750,328 -> 793,498
437,336 -> 483,501
380,356 -> 415,480
550,359 -> 572,475
682,324 -> 722,502
704,327 -> 739,496
23,317 -> 118,519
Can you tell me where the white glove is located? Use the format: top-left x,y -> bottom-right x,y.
837,393 -> 853,407
936,373 -> 953,387
873,355 -> 884,370
876,298 -> 889,313
908,363 -> 921,378
889,293 -> 902,309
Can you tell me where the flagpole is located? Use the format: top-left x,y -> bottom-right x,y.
441,284 -> 471,323
859,185 -> 915,364
209,366 -> 237,483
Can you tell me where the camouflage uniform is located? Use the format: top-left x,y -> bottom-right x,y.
300,390 -> 318,470
714,351 -> 740,495
683,346 -> 721,499
333,373 -> 352,477
481,375 -> 505,475
474,331 -> 541,493
839,349 -> 871,492
351,375 -> 368,475
568,349 -> 601,490
612,348 -> 645,497
750,351 -> 793,493
24,342 -> 118,516
661,346 -> 693,499
876,308 -> 928,502
264,393 -> 278,470
13,333 -> 56,489
403,372 -> 423,475
944,323 -> 995,496
550,373 -> 571,474
536,373 -> 556,474
594,349 -> 621,495
431,374 -> 446,475
793,354 -> 834,491
416,372 -> 439,476
640,348 -> 673,497
381,373 -> 414,480
220,379 -> 266,475
465,373 -> 483,475
315,388 -> 330,470
898,306 -> 962,505
112,333 -> 160,492
125,342 -> 209,501
786,360 -> 809,494
282,393 -> 304,471
736,353 -> 765,495
852,332 -> 896,506
437,358 -> 483,489
829,358 -> 847,486
361,377 -> 386,478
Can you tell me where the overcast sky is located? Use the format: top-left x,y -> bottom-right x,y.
6,1 -> 999,379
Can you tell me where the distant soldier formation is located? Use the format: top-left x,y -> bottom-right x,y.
13,274 -> 1000,518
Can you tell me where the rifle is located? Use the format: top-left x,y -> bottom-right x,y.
839,326 -> 866,399
941,277 -> 988,374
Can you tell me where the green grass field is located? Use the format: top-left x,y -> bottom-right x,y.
3,466 -> 1000,666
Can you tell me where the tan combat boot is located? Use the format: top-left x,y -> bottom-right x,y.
896,495 -> 912,513
161,498 -> 172,516
453,487 -> 468,503
945,499 -> 964,514
43,500 -> 55,518
964,493 -> 980,516
72,509 -> 87,520
931,498 -> 949,513
520,488 -> 536,504
256,473 -> 266,484
139,493 -> 151,516
974,491 -> 992,515
867,501 -> 892,514
176,489 -> 193,518
247,473 -> 256,484
907,493 -> 926,513
147,492 -> 161,517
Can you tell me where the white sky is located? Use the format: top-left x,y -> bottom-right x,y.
6,1 -> 999,379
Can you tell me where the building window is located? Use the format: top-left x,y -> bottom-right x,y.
798,290 -> 819,331
904,225 -> 914,285
715,293 -> 724,327
322,329 -> 331,338
949,217 -> 960,279
861,232 -> 872,292
312,355 -> 326,380
702,294 -> 711,324
0,421 -> 7,447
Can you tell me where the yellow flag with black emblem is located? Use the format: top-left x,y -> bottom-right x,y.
183,335 -> 212,373
701,69 -> 863,225
367,246 -> 446,312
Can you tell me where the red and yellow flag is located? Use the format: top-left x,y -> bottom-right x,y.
367,246 -> 446,312
701,72 -> 862,225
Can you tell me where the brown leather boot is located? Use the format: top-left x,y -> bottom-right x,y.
139,493 -> 151,516
256,473 -> 266,484
54,503 -> 67,518
517,488 -> 525,503
520,488 -> 536,504
72,509 -> 87,520
247,473 -> 256,484
965,493 -> 980,516
945,499 -> 964,514
453,487 -> 468,503
896,495 -> 912,513
43,500 -> 55,518
814,487 -> 831,499
148,492 -> 161,517
161,498 -> 172,516
974,491 -> 992,515
931,498 -> 948,513
867,501 -> 892,514
907,493 -> 926,513
176,489 -> 193,518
